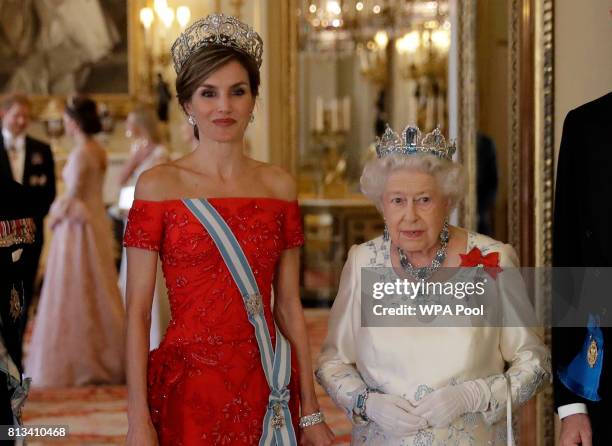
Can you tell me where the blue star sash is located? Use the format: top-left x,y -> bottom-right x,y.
182,199 -> 297,446
558,314 -> 604,401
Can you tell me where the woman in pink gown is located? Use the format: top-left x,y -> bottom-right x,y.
26,96 -> 125,387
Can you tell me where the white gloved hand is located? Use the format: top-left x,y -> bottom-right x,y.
364,393 -> 428,436
412,379 -> 491,428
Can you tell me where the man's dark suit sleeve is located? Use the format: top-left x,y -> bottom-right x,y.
41,141 -> 56,216
552,109 -> 591,409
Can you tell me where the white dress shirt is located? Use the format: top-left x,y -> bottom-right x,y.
2,128 -> 26,184
558,403 -> 588,419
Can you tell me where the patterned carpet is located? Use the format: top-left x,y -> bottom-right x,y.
22,309 -> 352,445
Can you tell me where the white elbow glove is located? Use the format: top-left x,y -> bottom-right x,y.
412,379 -> 491,428
364,393 -> 428,436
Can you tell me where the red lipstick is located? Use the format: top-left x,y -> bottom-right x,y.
213,118 -> 236,127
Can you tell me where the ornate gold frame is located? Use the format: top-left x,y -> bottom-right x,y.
266,0 -> 298,172
30,0 -> 141,118
534,0 -> 555,444
509,0 -> 555,444
457,0 -> 478,230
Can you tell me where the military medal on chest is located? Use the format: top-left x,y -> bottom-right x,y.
10,285 -> 22,321
587,336 -> 598,368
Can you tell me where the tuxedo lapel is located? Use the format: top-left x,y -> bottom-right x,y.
0,137 -> 14,182
22,138 -> 33,184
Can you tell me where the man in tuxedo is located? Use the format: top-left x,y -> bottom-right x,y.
0,93 -> 55,349
553,91 -> 612,445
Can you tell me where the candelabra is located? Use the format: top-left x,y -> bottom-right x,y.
357,30 -> 389,85
309,97 -> 351,197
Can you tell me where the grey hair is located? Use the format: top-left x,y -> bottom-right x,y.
360,154 -> 466,211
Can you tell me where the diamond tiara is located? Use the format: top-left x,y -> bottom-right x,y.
170,13 -> 263,73
375,125 -> 456,161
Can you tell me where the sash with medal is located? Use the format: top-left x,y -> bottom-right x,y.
182,199 -> 297,446
558,314 -> 604,401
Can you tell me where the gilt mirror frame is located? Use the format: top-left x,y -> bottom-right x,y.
513,0 -> 555,444
267,0 -> 555,444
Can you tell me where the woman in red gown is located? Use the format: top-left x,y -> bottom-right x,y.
124,14 -> 334,446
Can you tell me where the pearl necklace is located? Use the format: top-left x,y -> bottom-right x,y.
397,220 -> 450,280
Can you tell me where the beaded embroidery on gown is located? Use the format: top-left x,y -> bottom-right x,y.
123,197 -> 303,445
26,147 -> 126,387
117,144 -> 170,350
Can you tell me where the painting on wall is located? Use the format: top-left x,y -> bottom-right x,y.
0,0 -> 141,116
0,0 -> 132,95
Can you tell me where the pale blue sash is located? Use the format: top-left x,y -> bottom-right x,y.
182,199 -> 297,446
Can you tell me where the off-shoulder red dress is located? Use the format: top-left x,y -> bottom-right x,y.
123,198 -> 303,445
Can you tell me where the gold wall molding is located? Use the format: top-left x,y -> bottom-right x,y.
510,0 -> 555,444
457,0 -> 478,230
508,0 -> 522,253
534,0 -> 555,444
267,0 -> 298,174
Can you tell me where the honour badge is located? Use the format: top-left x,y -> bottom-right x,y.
31,153 -> 43,165
587,337 -> 598,368
271,402 -> 284,429
10,285 -> 21,321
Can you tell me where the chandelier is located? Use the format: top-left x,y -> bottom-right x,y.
299,1 -> 448,52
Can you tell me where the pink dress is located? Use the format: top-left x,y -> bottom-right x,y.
26,147 -> 125,387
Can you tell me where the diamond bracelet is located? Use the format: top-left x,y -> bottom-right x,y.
299,411 -> 325,428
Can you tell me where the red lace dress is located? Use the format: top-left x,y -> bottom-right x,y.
123,198 -> 304,445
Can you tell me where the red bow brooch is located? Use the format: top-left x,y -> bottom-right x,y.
459,247 -> 502,279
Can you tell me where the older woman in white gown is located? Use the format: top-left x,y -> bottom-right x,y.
316,125 -> 550,445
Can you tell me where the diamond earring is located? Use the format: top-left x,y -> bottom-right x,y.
188,115 -> 196,126
383,224 -> 389,242
249,114 -> 255,123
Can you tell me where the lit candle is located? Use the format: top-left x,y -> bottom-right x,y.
160,7 -> 174,29
407,79 -> 417,125
425,94 -> 435,131
315,97 -> 324,132
330,99 -> 339,132
140,7 -> 154,48
359,49 -> 368,71
437,94 -> 445,131
177,6 -> 191,29
342,97 -> 351,131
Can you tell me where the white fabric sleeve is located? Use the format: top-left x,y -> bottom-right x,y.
315,245 -> 368,420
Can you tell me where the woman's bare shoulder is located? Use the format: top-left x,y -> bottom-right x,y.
134,161 -> 185,200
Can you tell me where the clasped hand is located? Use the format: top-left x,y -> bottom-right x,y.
364,393 -> 427,436
412,380 -> 489,428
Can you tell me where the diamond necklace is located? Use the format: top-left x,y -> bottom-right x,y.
397,220 -> 450,280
